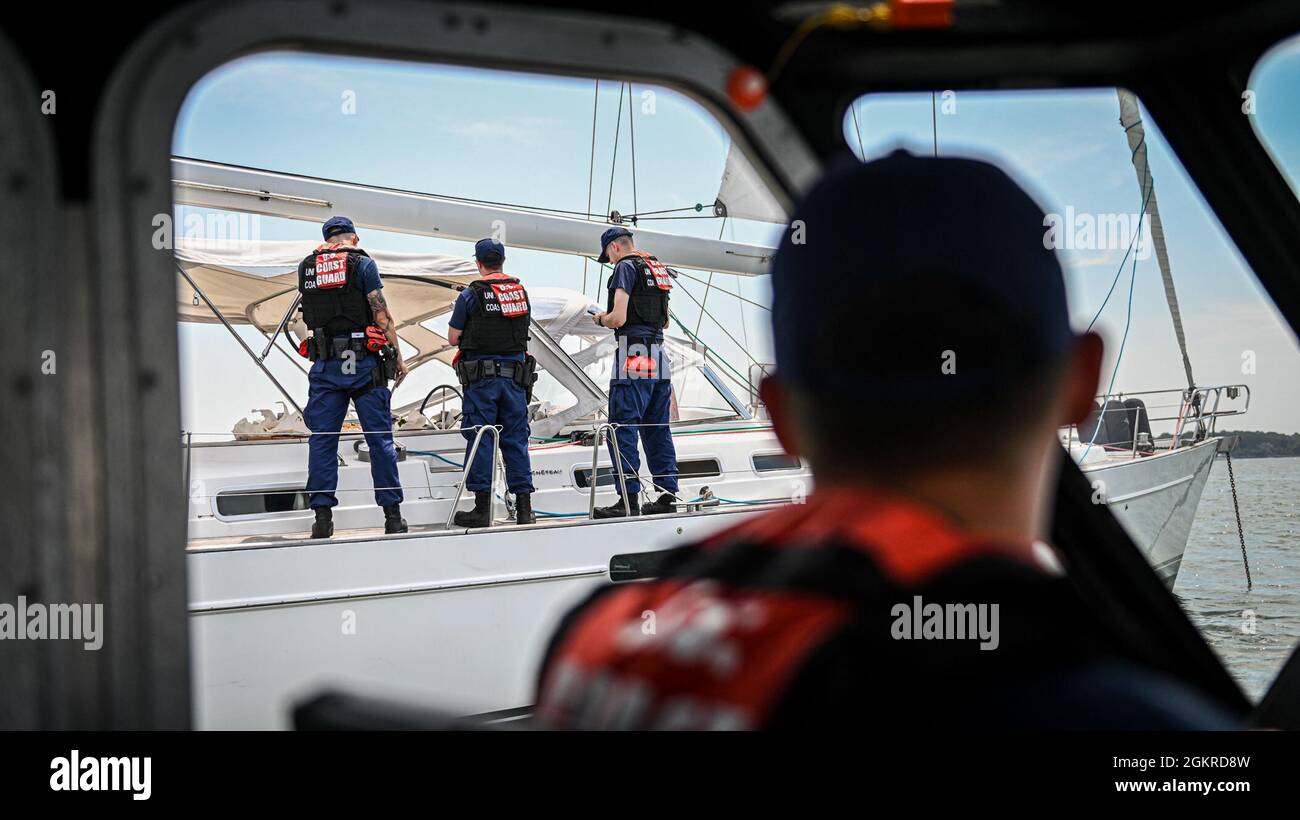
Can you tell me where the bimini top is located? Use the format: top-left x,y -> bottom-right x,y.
174,237 -> 478,369
175,237 -> 751,434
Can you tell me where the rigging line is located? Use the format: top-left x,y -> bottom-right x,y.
674,276 -> 766,371
583,78 -> 600,295
850,97 -> 865,161
622,204 -> 712,218
633,215 -> 725,221
695,217 -> 730,338
628,82 -> 639,218
673,269 -> 771,311
670,314 -> 755,393
732,218 -> 751,353
931,91 -> 938,156
594,82 -> 626,306
605,82 -> 626,222
1085,134 -> 1153,334
1082,226 -> 1142,462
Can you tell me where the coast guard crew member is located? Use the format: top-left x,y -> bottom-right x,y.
590,227 -> 679,518
447,239 -> 537,527
534,153 -> 1240,730
299,216 -> 409,539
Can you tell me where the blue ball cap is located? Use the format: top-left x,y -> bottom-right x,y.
770,151 -> 1074,400
322,215 -> 355,240
474,238 -> 505,265
598,226 -> 633,264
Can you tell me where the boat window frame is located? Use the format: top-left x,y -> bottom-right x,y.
212,484 -> 313,520
97,4 -> 819,728
751,451 -> 803,473
572,455 -> 724,491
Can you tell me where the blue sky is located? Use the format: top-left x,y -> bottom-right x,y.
174,45 -> 1300,435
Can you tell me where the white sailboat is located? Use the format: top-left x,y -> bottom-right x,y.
176,91 -> 1249,726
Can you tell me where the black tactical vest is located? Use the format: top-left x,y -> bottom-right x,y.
607,252 -> 671,330
459,276 -> 531,355
298,246 -> 374,337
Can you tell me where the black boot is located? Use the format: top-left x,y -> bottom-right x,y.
592,497 -> 640,519
640,492 -> 678,516
310,507 -> 333,539
453,491 -> 492,528
515,493 -> 536,526
383,503 -> 408,534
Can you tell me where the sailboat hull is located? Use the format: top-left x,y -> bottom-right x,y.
189,506 -> 761,729
1081,437 -> 1220,586
188,437 -> 1222,728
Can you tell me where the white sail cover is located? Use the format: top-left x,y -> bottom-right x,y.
714,141 -> 788,224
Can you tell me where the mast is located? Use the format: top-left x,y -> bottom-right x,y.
1116,89 -> 1195,390
172,157 -> 776,277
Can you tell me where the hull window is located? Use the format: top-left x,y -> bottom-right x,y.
752,452 -> 802,472
575,458 -> 721,489
215,489 -> 311,516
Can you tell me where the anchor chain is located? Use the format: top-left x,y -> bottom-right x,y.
1224,451 -> 1252,591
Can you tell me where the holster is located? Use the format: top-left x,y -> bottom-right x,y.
348,345 -> 396,403
378,345 -> 398,383
520,353 -> 538,403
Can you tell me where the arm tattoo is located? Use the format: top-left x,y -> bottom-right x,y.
367,288 -> 402,358
367,289 -> 391,329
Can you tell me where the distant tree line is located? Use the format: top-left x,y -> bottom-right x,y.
1155,429 -> 1300,458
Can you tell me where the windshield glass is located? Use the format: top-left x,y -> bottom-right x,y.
174,52 -> 781,439
844,87 -> 1300,700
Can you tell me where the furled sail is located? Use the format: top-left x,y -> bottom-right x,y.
1116,89 -> 1195,390
714,141 -> 789,225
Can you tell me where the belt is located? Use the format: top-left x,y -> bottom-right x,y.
472,359 -> 523,379
616,334 -> 661,345
329,336 -> 371,358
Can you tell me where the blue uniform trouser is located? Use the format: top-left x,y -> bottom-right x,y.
461,371 -> 534,494
305,353 -> 402,509
607,358 -> 679,499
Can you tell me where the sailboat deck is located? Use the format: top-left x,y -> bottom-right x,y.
185,502 -> 761,552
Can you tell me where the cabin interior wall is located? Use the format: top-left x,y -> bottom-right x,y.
0,38 -> 113,729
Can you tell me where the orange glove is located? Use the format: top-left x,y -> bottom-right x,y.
365,325 -> 388,353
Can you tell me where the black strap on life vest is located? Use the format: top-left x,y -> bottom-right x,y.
459,277 -> 531,355
606,252 -> 670,330
298,246 -> 375,339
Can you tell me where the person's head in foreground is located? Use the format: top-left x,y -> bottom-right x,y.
760,150 -> 1101,545
534,151 -> 1238,730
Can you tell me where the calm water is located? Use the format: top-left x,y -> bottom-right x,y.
1174,455 -> 1300,702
